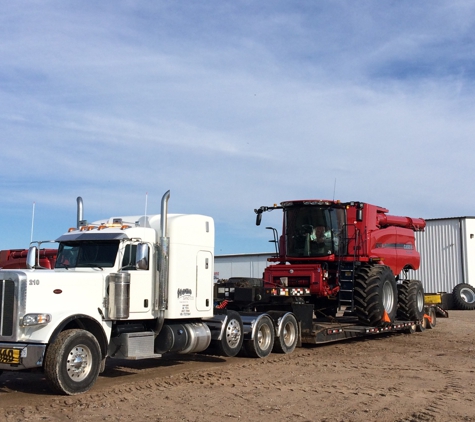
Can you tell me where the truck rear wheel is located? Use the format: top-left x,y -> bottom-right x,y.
273,313 -> 298,354
354,265 -> 398,326
397,280 -> 425,321
244,315 -> 275,358
44,329 -> 101,395
452,283 -> 475,310
213,311 -> 243,357
426,306 -> 436,329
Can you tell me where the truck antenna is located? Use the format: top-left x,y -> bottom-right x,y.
144,192 -> 148,219
333,178 -> 337,201
30,201 -> 35,243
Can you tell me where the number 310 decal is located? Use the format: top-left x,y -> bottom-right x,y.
29,279 -> 40,286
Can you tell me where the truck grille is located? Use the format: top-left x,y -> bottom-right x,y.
0,280 -> 15,336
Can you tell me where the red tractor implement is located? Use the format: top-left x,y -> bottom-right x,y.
0,248 -> 57,269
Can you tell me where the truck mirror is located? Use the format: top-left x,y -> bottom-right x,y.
135,243 -> 149,270
256,213 -> 262,226
26,246 -> 37,269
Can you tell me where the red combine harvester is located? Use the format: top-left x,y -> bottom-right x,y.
254,199 -> 427,326
0,249 -> 57,269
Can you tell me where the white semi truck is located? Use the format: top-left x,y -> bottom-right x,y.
0,191 -> 436,395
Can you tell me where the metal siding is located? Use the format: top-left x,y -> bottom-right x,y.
405,219 -> 464,293
214,254 -> 273,280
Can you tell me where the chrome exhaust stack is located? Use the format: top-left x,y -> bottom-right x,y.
76,197 -> 84,228
155,190 -> 170,336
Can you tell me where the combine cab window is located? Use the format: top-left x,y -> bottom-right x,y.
56,240 -> 119,268
285,206 -> 345,257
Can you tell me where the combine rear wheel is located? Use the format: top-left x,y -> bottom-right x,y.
452,283 -> 475,310
354,265 -> 398,326
243,315 -> 275,358
397,280 -> 425,322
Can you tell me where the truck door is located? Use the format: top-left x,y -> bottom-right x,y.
196,250 -> 213,312
121,244 -> 153,315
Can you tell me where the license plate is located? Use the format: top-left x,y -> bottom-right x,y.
0,348 -> 21,364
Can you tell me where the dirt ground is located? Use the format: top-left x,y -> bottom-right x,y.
0,310 -> 474,422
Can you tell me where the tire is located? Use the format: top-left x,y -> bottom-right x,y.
273,313 -> 298,354
44,329 -> 102,395
354,265 -> 398,326
452,283 -> 475,310
213,311 -> 244,357
243,315 -> 275,358
417,315 -> 426,332
426,307 -> 436,329
397,280 -> 425,322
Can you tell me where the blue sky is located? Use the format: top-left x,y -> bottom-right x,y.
1,1 -> 474,254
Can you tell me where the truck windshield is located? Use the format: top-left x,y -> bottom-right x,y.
55,240 -> 120,269
285,205 -> 345,257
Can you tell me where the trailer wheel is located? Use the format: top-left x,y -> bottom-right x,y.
273,313 -> 298,354
397,280 -> 425,322
354,265 -> 398,326
426,307 -> 437,329
244,315 -> 275,358
452,283 -> 475,310
213,311 -> 244,357
44,329 -> 101,395
417,316 -> 426,332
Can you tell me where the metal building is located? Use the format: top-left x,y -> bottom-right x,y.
214,252 -> 273,281
405,217 -> 475,293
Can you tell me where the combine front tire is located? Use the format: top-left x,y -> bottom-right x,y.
397,280 -> 425,321
354,265 -> 398,326
452,283 -> 475,310
44,329 -> 102,395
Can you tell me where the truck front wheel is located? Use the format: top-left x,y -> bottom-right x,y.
44,329 -> 102,395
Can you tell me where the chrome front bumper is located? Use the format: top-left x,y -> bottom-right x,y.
0,343 -> 46,370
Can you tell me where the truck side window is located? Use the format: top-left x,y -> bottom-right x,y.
122,244 -> 137,270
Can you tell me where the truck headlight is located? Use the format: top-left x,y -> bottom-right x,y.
21,314 -> 52,326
